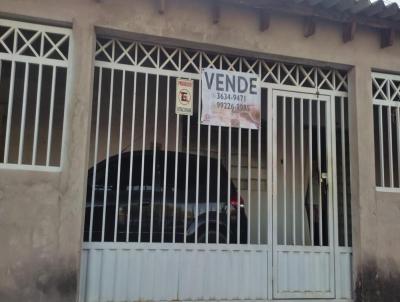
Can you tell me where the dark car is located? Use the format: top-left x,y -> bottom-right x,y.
84,150 -> 248,244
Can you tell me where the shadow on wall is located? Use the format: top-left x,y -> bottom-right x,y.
356,260 -> 400,302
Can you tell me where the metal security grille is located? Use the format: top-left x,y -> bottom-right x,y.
272,91 -> 352,299
335,96 -> 352,247
275,93 -> 331,248
81,38 -> 353,302
274,94 -> 350,249
84,57 -> 269,245
0,19 -> 71,171
84,38 -> 351,247
373,72 -> 400,190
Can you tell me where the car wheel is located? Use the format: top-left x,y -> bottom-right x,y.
198,230 -> 227,244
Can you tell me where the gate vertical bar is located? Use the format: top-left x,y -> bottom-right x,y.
397,107 -> 400,188
379,105 -> 385,186
173,114 -> 180,243
388,106 -> 394,187
114,70 -> 126,242
248,128 -> 251,244
267,87 -> 273,301
150,73 -> 160,243
184,112 -> 190,242
301,98 -> 305,245
101,69 -> 114,242
3,29 -> 17,164
283,97 -> 287,245
89,67 -> 102,242
341,97 -> 348,246
326,95 -> 335,295
18,63 -> 29,164
161,76 -> 170,243
46,66 -> 57,166
3,60 -> 16,163
217,126 -> 221,243
195,79 -> 201,243
127,71 -> 137,242
32,64 -> 43,165
387,80 -> 394,187
272,89 -> 279,297
227,127 -> 231,243
331,94 -> 341,299
318,98 -> 322,246
206,125 -> 211,243
102,67 -> 114,242
291,98 -> 296,245
138,73 -> 149,243
309,99 -> 314,246
258,121 -> 261,245
237,127 -> 241,244
216,53 -> 223,241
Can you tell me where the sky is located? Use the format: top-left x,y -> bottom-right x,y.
381,0 -> 400,5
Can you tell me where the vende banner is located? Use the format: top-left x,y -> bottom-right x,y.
201,68 -> 261,129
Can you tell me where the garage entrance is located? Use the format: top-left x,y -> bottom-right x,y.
79,38 -> 352,301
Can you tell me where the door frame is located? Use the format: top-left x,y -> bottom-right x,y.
271,89 -> 336,299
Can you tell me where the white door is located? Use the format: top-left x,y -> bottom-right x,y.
272,90 -> 335,299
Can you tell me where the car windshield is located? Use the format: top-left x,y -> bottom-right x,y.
88,150 -> 236,202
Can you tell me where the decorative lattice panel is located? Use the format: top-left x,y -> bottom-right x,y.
0,19 -> 70,63
373,73 -> 400,102
372,72 -> 400,189
95,38 -> 348,92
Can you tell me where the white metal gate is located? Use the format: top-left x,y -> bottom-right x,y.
272,91 -> 334,299
80,38 -> 352,302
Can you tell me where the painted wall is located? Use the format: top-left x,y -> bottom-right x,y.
0,0 -> 400,301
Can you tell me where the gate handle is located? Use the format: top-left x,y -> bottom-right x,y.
320,172 -> 328,192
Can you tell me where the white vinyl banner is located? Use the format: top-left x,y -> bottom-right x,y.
201,68 -> 261,129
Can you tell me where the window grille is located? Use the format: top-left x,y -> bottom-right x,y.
0,19 -> 71,171
373,72 -> 400,190
335,96 -> 352,247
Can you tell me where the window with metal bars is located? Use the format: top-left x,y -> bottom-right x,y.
335,96 -> 352,247
0,19 -> 71,171
373,72 -> 400,190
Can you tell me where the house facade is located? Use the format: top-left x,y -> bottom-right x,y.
0,0 -> 400,301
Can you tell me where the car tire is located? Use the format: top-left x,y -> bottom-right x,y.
198,229 -> 227,244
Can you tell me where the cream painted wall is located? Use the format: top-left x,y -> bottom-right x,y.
0,0 -> 400,301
